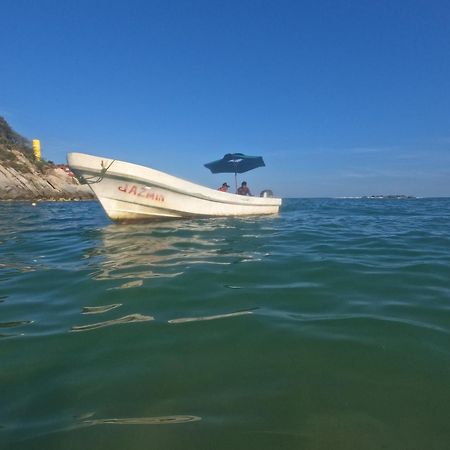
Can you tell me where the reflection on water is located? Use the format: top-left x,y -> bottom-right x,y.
81,415 -> 202,426
71,313 -> 154,332
168,310 -> 254,324
90,219 -> 262,282
82,304 -> 122,314
0,262 -> 36,273
108,280 -> 143,290
0,332 -> 23,339
0,320 -> 33,328
0,320 -> 32,338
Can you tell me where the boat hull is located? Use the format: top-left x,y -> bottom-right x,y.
67,153 -> 282,222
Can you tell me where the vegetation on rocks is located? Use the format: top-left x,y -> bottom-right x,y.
0,116 -> 93,201
0,116 -> 53,173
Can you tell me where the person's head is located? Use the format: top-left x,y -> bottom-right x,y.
241,181 -> 247,187
222,182 -> 230,189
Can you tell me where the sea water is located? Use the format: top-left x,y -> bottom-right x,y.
1,198 -> 449,450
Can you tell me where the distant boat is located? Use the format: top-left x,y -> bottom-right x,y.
67,152 -> 282,222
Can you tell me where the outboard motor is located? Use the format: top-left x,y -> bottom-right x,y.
260,189 -> 274,198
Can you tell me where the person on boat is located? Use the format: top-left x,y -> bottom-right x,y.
218,182 -> 230,192
237,181 -> 252,196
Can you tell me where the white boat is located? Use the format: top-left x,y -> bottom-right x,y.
67,152 -> 282,222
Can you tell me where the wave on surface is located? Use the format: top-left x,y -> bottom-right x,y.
71,313 -> 153,332
81,415 -> 202,426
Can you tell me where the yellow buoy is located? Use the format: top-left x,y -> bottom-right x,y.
32,139 -> 41,161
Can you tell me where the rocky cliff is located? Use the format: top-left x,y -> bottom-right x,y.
0,117 -> 93,201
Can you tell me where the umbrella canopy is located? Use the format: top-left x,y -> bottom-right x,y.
204,153 -> 265,174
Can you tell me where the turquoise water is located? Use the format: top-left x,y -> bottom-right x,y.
1,198 -> 449,450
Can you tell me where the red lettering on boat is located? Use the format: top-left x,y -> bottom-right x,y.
118,183 -> 164,202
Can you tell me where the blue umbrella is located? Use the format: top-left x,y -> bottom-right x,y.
204,153 -> 265,190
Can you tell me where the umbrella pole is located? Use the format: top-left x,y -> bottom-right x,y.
234,172 -> 237,192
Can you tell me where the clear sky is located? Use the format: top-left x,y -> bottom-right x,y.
1,0 -> 449,197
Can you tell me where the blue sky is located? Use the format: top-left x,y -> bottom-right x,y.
1,0 -> 449,197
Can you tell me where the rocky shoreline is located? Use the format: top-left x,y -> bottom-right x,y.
0,116 -> 94,202
0,149 -> 94,202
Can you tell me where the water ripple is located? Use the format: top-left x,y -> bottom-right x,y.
82,415 -> 202,426
168,309 -> 254,324
71,313 -> 154,332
